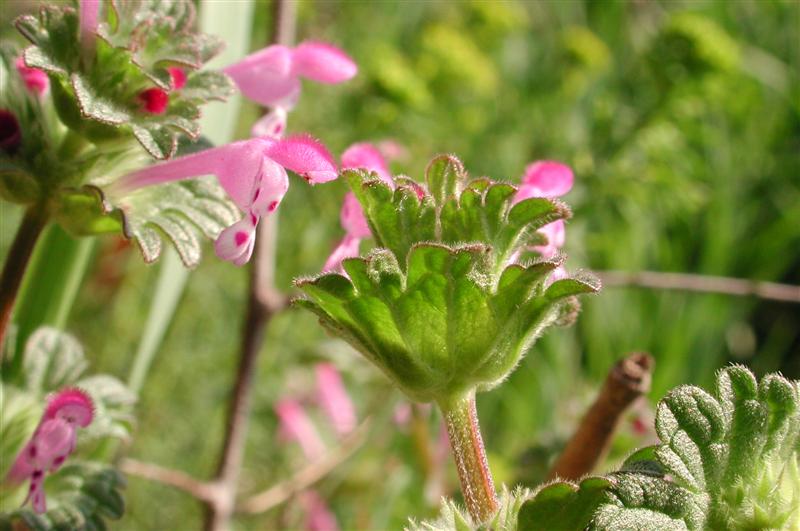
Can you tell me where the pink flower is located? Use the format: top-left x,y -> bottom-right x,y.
514,160 -> 573,260
275,399 -> 325,460
6,389 -> 94,514
15,57 -> 49,95
114,135 -> 337,265
315,363 -> 356,436
323,143 -> 392,272
167,67 -> 187,90
225,41 -> 357,110
138,87 -> 169,114
79,0 -> 100,53
302,491 -> 340,531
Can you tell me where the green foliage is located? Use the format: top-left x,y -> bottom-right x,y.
15,0 -> 234,160
408,487 -> 531,531
298,155 -> 597,404
347,155 -> 569,278
0,327 -> 134,528
518,366 -> 800,531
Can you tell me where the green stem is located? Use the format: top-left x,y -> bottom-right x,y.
438,392 -> 499,523
57,129 -> 89,160
0,207 -> 48,358
10,224 -> 94,373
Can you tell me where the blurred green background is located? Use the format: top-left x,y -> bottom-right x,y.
2,0 -> 799,528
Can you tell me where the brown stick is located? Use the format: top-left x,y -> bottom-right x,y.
120,458 -> 218,503
597,270 -> 800,303
0,207 -> 47,354
201,3 -> 296,529
548,353 -> 654,481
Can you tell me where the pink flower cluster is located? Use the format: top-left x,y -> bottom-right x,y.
6,388 -> 95,513
274,363 -> 357,530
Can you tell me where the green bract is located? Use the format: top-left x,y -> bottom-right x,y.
518,366 -> 800,531
295,155 -> 599,404
16,0 -> 234,160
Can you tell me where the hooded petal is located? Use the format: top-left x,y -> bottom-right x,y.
45,388 -> 94,427
315,363 -> 356,436
520,161 -> 574,198
215,215 -> 258,266
265,135 -> 338,184
292,42 -> 357,84
341,143 -> 392,186
224,45 -> 300,107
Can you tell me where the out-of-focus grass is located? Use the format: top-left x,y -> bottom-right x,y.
2,0 -> 798,528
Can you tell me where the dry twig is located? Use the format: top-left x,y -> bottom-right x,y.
548,352 -> 654,481
597,270 -> 800,303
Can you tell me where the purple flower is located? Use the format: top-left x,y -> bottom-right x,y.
6,389 -> 94,513
225,41 -> 356,138
114,135 -> 337,265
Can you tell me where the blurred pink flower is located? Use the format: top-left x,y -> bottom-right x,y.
323,143 -> 392,272
275,399 -> 325,460
315,363 -> 356,436
115,135 -> 337,265
6,389 -> 94,513
302,491 -> 340,531
513,160 -> 574,280
15,57 -> 49,95
79,0 -> 100,52
514,161 -> 573,257
226,41 -> 356,111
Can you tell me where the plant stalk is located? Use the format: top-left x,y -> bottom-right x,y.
439,392 -> 499,523
202,1 -> 295,529
0,206 -> 47,356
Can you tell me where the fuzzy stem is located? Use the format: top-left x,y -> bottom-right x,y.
439,393 -> 499,523
0,207 -> 47,356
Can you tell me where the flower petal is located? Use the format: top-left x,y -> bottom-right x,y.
251,107 -> 288,139
532,219 -> 565,259
521,161 -> 573,197
340,193 -> 371,238
32,419 -> 75,470
45,388 -> 94,427
265,135 -> 338,184
224,45 -> 301,107
315,363 -> 356,436
79,0 -> 100,47
117,138 -> 272,212
275,399 -> 325,460
292,41 -> 357,84
15,56 -> 49,95
341,143 -> 392,186
323,234 -> 362,273
215,215 -> 258,266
